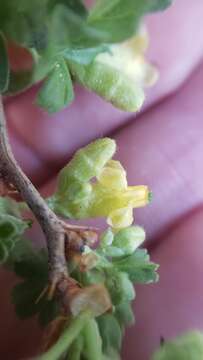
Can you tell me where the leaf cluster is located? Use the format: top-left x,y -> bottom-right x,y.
0,0 -> 173,112
69,226 -> 158,358
0,196 -> 58,326
0,197 -> 30,264
0,217 -> 158,358
12,246 -> 59,327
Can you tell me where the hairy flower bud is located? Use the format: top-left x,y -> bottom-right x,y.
51,138 -> 151,229
112,226 -> 145,255
69,27 -> 158,112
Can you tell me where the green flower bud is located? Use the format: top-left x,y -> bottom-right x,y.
102,246 -> 126,258
97,160 -> 127,190
69,27 -> 158,113
100,228 -> 114,248
113,226 -> 145,255
57,138 -> 116,191
152,331 -> 203,360
51,138 -> 151,228
105,268 -> 135,306
70,60 -> 145,112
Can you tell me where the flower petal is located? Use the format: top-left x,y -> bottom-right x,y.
125,185 -> 150,207
97,160 -> 127,190
107,206 -> 133,229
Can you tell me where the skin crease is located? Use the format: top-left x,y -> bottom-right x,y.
0,0 -> 203,359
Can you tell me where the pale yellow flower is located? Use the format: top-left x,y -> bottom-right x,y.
96,26 -> 159,93
53,139 -> 151,228
92,160 -> 150,229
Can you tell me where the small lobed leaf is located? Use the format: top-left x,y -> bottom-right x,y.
0,197 -> 30,264
11,246 -> 59,326
0,0 -> 172,113
101,246 -> 126,258
48,0 -> 88,17
37,57 -> 74,113
0,0 -> 49,49
113,248 -> 159,284
146,0 -> 174,12
88,0 -> 173,43
0,197 -> 24,218
0,210 -> 30,264
62,45 -> 109,65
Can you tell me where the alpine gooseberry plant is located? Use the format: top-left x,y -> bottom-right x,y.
0,1 -> 176,359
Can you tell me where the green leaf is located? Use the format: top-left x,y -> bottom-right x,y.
0,197 -> 29,263
152,331 -> 203,360
0,1 -> 49,49
113,249 -> 159,284
0,242 -> 9,264
115,302 -> 135,328
102,246 -> 126,258
0,32 -> 9,93
37,57 -> 74,113
46,3 -> 105,52
0,199 -> 30,264
38,298 -> 60,327
80,269 -> 105,286
62,45 -> 109,65
11,246 -> 59,326
5,238 -> 35,269
48,0 -> 87,17
88,0 -> 173,43
147,0 -> 174,12
0,197 -> 25,218
97,314 -> 122,354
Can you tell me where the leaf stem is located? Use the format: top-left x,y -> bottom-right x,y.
68,335 -> 84,360
83,318 -> 103,360
38,311 -> 91,360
